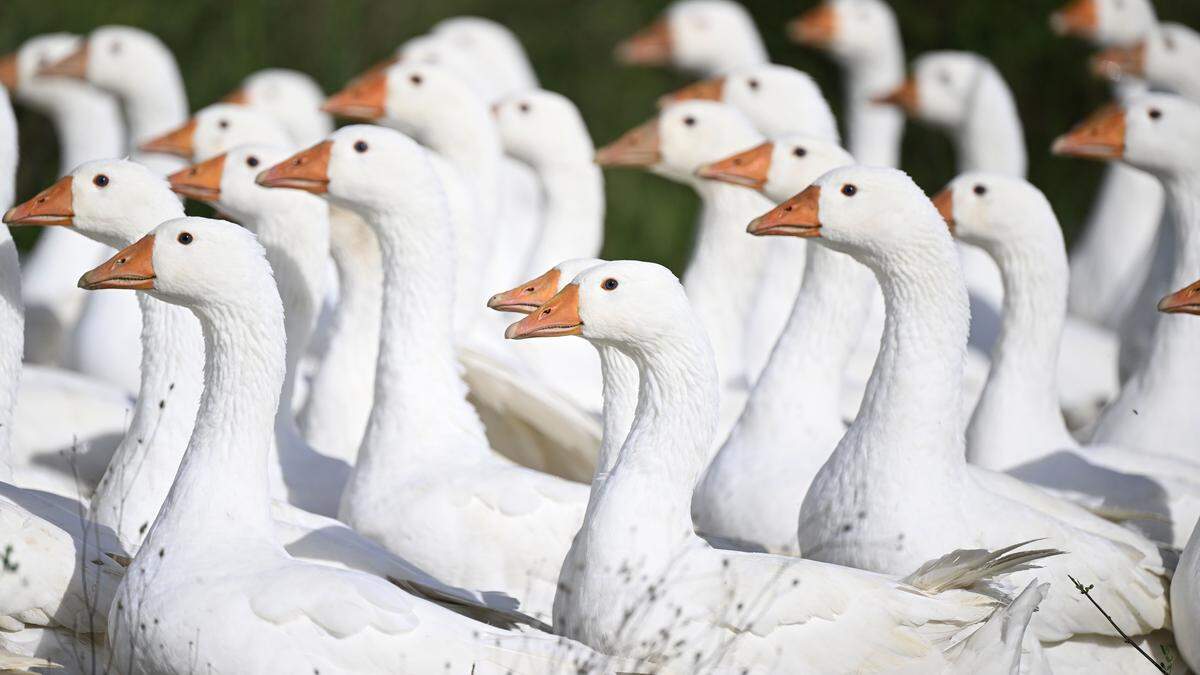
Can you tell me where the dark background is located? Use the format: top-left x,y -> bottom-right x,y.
3,1 -> 1198,273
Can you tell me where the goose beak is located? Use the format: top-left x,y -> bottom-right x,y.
1050,0 -> 1097,38
873,77 -> 920,114
1158,280 -> 1200,315
1090,44 -> 1146,81
3,176 -> 74,227
323,70 -> 387,120
658,77 -> 725,109
615,17 -> 672,66
78,234 -> 156,291
39,44 -> 87,79
0,53 -> 18,89
221,87 -> 249,104
140,118 -> 198,158
932,188 -> 956,235
505,283 -> 583,339
696,142 -> 773,190
1052,104 -> 1125,160
257,141 -> 332,194
747,184 -> 822,238
787,4 -> 837,47
168,154 -> 226,202
488,268 -> 562,314
595,117 -> 662,168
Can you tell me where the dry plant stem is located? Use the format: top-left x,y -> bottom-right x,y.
1067,575 -> 1169,674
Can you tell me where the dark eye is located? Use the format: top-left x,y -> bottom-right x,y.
938,70 -> 951,85
1149,108 -> 1162,120
93,174 -> 109,187
747,79 -> 759,91
519,102 -> 530,114
246,156 -> 259,168
973,184 -> 987,196
410,74 -> 423,86
793,147 -> 807,158
841,184 -> 857,197
177,232 -> 193,245
683,116 -> 696,127
601,278 -> 619,291
110,42 -> 121,55
218,119 -> 229,130
354,140 -> 368,153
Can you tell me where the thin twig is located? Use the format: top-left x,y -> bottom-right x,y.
1068,575 -> 1169,674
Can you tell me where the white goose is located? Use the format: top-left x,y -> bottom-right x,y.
1093,22 -> 1200,104
615,0 -> 768,76
259,126 -> 591,622
507,260 -> 1053,673
765,166 -> 1171,671
221,68 -> 333,147
83,217 -> 635,675
1056,94 -> 1200,465
939,171 -> 1200,547
141,102 -> 292,163
432,17 -> 540,99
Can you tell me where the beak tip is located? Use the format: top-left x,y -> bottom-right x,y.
486,295 -> 501,310
504,323 -> 521,340
1050,136 -> 1069,155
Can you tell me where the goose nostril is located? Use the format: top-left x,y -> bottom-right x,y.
542,308 -> 551,316
784,205 -> 793,212
525,287 -> 535,293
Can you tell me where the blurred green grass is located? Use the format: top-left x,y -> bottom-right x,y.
2,0 -> 1198,274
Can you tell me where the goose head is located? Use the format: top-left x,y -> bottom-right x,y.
615,0 -> 767,75
596,100 -> 761,184
141,103 -> 291,162
397,33 -> 498,104
660,64 -> 839,141
933,172 -> 1057,249
1159,278 -> 1200,315
493,89 -> 594,166
169,145 -> 315,223
787,0 -> 901,64
4,159 -> 182,249
1053,93 -> 1200,179
487,258 -> 605,314
39,25 -> 179,98
1050,0 -> 1157,47
221,69 -> 332,148
698,135 -> 854,203
0,34 -> 90,109
430,17 -> 539,99
877,51 -> 988,129
1092,23 -> 1200,93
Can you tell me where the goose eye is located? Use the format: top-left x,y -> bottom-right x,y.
1149,108 -> 1162,120
354,140 -> 369,153
601,278 -> 619,291
938,71 -> 951,85
793,147 -> 807,158
519,102 -> 530,114
747,79 -> 759,91
410,74 -> 423,86
177,232 -> 193,245
683,116 -> 697,127
841,184 -> 857,197
246,156 -> 259,168
973,184 -> 987,196
218,119 -> 229,130
110,42 -> 121,55
93,174 -> 109,188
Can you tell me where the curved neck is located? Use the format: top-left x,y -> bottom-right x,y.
1139,171 -> 1200,386
956,71 -> 1026,177
525,162 -> 604,276
839,38 -> 906,167
326,206 -> 382,357
117,61 -> 188,147
0,226 -> 22,481
419,108 -> 501,215
593,343 -> 638,485
44,90 -> 126,173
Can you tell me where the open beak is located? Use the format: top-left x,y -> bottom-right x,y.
487,268 -> 562,314
1159,280 -> 1200,315
615,17 -> 672,66
3,176 -> 74,227
221,87 -> 249,105
874,77 -> 920,114
1050,0 -> 1097,38
786,4 -> 837,46
696,142 -> 772,190
505,283 -> 583,339
140,118 -> 198,158
0,53 -> 18,90
595,117 -> 662,168
747,184 -> 822,238
323,70 -> 387,120
78,234 -> 156,291
932,188 -> 956,235
657,77 -> 724,109
1052,104 -> 1125,160
168,154 -> 225,202
39,44 -> 87,79
1090,44 -> 1145,81
257,141 -> 332,194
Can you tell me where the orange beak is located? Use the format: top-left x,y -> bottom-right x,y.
657,77 -> 725,109
932,188 -> 956,235
487,268 -> 562,314
874,77 -> 920,114
3,176 -> 74,227
696,142 -> 773,190
747,185 -> 822,238
595,118 -> 662,168
323,70 -> 387,120
140,118 -> 199,158
0,53 -> 18,90
256,141 -> 332,194
39,44 -> 87,79
1052,104 -> 1125,160
221,87 -> 249,105
505,283 -> 583,339
78,234 -> 156,291
615,17 -> 672,66
1050,0 -> 1098,38
1090,44 -> 1146,81
168,154 -> 226,202
787,4 -> 838,47
1159,279 -> 1200,315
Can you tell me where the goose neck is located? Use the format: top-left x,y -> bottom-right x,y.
526,162 -> 604,275
117,63 -> 188,146
46,91 -> 126,173
955,72 -> 1027,177
421,110 -> 501,207
1140,171 -> 1200,383
0,226 -> 21,481
593,343 -> 638,486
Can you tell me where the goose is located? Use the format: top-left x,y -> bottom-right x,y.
938,171 -> 1200,547
1092,22 -> 1200,104
615,0 -> 768,76
880,50 -> 1119,427
1,34 -> 124,367
140,102 -> 292,163
81,218 -> 635,675
507,260 -> 1054,673
258,126 -> 592,622
431,17 -> 540,99
1055,94 -> 1200,465
786,0 -> 906,168
1050,0 -> 1168,362
760,166 -> 1172,670
597,101 -> 771,435
221,68 -> 333,147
